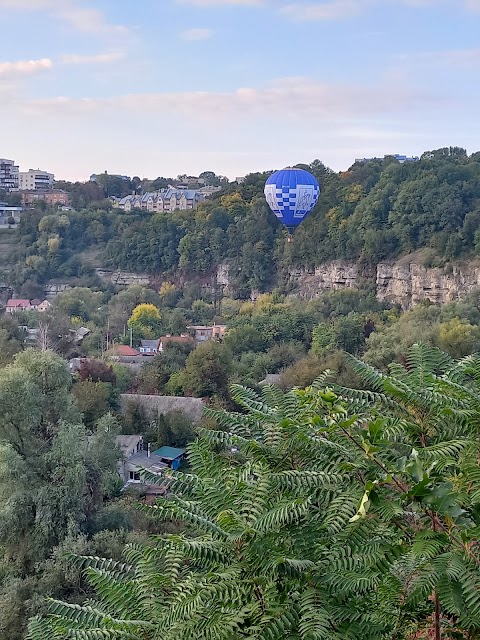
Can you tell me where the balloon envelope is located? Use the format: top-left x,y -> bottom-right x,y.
264,167 -> 320,231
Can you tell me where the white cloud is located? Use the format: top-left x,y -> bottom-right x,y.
176,0 -> 264,6
397,47 -> 480,67
56,5 -> 128,36
21,76 -> 436,122
0,0 -> 128,36
180,27 -> 214,40
0,58 -> 52,77
61,51 -> 125,65
279,0 -> 480,21
280,0 -> 367,21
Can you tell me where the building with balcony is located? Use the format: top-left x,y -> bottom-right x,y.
19,169 -> 54,191
0,159 -> 19,192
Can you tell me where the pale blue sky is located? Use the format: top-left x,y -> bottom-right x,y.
1,0 -> 479,180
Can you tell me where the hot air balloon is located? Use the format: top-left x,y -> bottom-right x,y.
264,167 -> 320,237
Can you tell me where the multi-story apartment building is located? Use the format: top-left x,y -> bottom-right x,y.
19,169 -> 54,191
115,187 -> 206,213
0,159 -> 19,192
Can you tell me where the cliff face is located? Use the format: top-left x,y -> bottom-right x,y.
286,260 -> 480,309
288,262 -> 364,298
95,269 -> 150,287
376,262 -> 480,309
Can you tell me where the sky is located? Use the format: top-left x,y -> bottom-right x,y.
1,0 -> 480,181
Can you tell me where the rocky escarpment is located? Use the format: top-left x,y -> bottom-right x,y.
287,260 -> 480,309
376,262 -> 480,309
288,262 -> 371,299
95,269 -> 150,286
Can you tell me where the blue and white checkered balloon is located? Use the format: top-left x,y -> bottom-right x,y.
264,167 -> 320,232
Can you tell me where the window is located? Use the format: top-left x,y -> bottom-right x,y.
129,470 -> 140,481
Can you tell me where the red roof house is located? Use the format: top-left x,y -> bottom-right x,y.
110,345 -> 141,357
5,299 -> 31,313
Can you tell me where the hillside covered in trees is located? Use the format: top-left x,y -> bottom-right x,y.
5,146 -> 480,299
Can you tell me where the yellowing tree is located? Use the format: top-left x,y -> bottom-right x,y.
127,303 -> 162,339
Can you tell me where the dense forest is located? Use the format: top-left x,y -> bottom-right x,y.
5,146 -> 480,299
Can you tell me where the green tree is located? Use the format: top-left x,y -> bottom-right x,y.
182,340 -> 232,398
54,287 -> 105,323
72,380 -> 116,428
434,316 -> 480,358
0,350 -> 119,638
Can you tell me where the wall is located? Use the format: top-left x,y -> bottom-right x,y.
120,394 -> 205,423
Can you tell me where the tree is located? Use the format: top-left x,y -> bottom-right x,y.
54,287 -> 105,323
0,350 -> 119,638
78,359 -> 116,384
72,380 -> 116,428
127,303 -> 162,340
0,328 -> 22,365
29,345 -> 480,640
182,340 -> 232,398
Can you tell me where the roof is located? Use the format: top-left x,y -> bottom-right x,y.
112,345 -> 141,356
152,446 -> 186,460
30,299 -> 42,306
127,451 -> 168,474
140,339 -> 159,348
259,374 -> 282,386
160,335 -> 193,344
116,434 -> 143,455
187,325 -> 213,331
6,299 -> 30,307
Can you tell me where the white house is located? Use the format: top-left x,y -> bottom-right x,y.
139,339 -> 160,354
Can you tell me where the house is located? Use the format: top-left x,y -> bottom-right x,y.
37,299 -> 52,312
186,325 -> 213,342
139,339 -> 160,354
211,324 -> 227,339
70,327 -> 91,344
0,202 -> 22,225
24,327 -> 39,346
107,345 -> 144,369
151,446 -> 186,471
187,324 -> 227,342
259,374 -> 282,387
68,357 -> 87,374
5,298 -> 53,313
158,335 -> 194,352
5,299 -> 32,313
116,188 -> 205,214
116,435 -> 170,493
110,345 -> 141,358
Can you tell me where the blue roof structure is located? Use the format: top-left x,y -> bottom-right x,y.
153,446 -> 186,460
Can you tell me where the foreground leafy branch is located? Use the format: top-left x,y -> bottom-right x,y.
28,345 -> 480,639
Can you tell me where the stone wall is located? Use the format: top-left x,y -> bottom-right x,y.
120,394 -> 205,423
